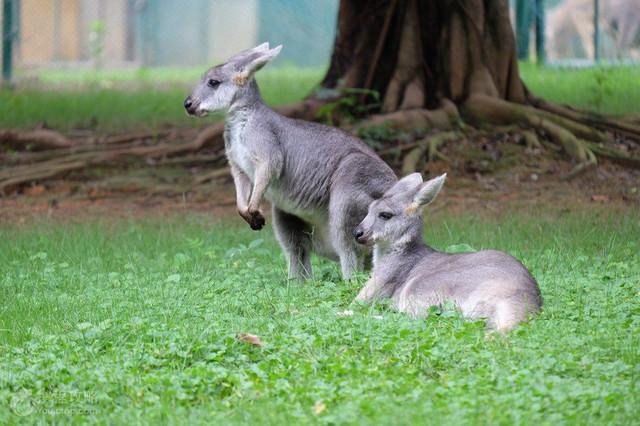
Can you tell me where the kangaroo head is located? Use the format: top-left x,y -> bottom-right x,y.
354,173 -> 446,246
184,42 -> 282,116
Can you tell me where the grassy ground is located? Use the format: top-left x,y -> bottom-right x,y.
0,67 -> 324,131
1,64 -> 639,131
1,210 -> 638,424
518,63 -> 640,115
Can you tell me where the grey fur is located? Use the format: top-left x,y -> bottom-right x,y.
185,43 -> 397,280
354,173 -> 542,332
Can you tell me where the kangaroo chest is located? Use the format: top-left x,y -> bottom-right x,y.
223,109 -> 322,223
224,112 -> 255,179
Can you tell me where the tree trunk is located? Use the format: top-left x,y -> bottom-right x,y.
323,0 -> 526,110
319,0 -> 640,174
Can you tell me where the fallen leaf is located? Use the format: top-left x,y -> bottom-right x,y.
591,194 -> 610,203
313,401 -> 326,415
238,333 -> 263,347
24,185 -> 46,196
49,183 -> 75,195
88,187 -> 100,198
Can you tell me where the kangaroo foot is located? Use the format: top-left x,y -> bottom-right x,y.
239,209 -> 265,230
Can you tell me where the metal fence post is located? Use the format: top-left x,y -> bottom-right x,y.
535,0 -> 546,65
593,0 -> 600,62
516,0 -> 532,60
2,0 -> 14,85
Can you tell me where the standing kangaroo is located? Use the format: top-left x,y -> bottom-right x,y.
353,173 -> 542,332
184,43 -> 397,280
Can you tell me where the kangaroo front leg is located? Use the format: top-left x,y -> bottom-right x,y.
355,276 -> 383,302
243,162 -> 277,231
329,193 -> 368,280
229,161 -> 261,229
248,164 -> 270,212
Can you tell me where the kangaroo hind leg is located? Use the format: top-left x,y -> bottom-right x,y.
272,207 -> 313,281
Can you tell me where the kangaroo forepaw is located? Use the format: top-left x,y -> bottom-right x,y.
249,212 -> 265,230
239,209 -> 265,230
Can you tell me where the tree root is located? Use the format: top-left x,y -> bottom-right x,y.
1,128 -> 207,166
192,167 -> 231,185
529,95 -> 640,140
356,99 -> 460,133
3,92 -> 639,196
462,94 -> 608,178
155,152 -> 225,166
521,130 -> 542,150
401,131 -> 460,175
561,156 -> 596,181
0,97 -> 331,194
586,142 -> 640,169
0,123 -> 226,194
0,129 -> 73,151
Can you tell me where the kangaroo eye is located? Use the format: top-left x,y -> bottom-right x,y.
207,79 -> 221,88
378,212 -> 393,220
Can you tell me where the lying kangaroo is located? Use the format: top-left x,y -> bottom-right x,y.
353,173 -> 542,332
184,43 -> 396,280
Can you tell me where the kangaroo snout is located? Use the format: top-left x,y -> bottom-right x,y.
353,227 -> 369,245
184,96 -> 199,116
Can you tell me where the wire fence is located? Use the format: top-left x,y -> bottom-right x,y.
514,0 -> 640,66
1,0 -> 338,83
2,0 -> 640,85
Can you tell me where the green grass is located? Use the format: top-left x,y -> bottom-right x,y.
33,66 -> 210,84
0,67 -> 324,131
1,64 -> 639,131
1,210 -> 638,424
519,63 -> 640,115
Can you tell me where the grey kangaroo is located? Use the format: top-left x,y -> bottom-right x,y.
184,43 -> 397,280
353,173 -> 542,332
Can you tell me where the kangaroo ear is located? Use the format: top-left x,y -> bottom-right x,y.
397,172 -> 423,187
233,45 -> 282,85
231,42 -> 271,61
249,42 -> 271,53
405,173 -> 446,215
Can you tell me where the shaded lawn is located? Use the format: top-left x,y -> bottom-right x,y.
0,209 -> 638,424
1,64 -> 639,131
519,63 -> 640,116
0,67 -> 324,131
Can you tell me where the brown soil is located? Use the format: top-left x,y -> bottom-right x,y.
2,150 -> 637,226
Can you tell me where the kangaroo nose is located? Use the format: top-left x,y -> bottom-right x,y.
353,228 -> 364,240
184,97 -> 193,110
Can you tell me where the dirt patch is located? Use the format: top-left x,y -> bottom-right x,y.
2,158 -> 637,226
0,187 -> 237,225
2,123 -> 639,225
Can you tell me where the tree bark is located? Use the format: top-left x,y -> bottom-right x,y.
323,0 -> 528,110
320,0 -> 639,174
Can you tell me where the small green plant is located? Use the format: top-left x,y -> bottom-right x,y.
356,121 -> 406,151
88,20 -> 106,70
135,67 -> 151,81
316,87 -> 381,126
589,67 -> 614,113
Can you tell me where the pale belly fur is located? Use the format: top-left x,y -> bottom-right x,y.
227,136 -> 338,261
